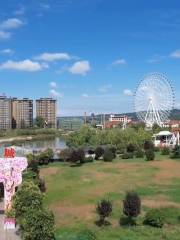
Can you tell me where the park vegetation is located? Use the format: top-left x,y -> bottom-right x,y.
6,124 -> 180,239
10,150 -> 55,240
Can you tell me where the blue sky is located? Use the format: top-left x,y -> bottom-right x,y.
0,0 -> 180,116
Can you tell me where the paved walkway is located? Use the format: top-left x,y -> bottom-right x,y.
0,201 -> 21,240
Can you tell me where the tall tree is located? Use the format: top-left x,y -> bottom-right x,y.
36,116 -> 45,128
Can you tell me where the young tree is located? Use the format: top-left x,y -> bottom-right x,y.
36,116 -> 45,128
123,191 -> 141,224
38,148 -> 54,165
59,148 -> 72,162
145,149 -> 155,161
27,153 -> 39,174
70,149 -> 85,164
144,140 -> 154,151
95,147 -> 104,160
103,149 -> 114,162
96,199 -> 112,225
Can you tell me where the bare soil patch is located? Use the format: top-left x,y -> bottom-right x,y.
52,203 -> 95,226
150,160 -> 180,183
143,198 -> 180,208
40,167 -> 59,177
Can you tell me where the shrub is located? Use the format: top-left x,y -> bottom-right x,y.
154,146 -> 160,152
85,156 -> 94,163
127,143 -> 136,153
38,148 -> 54,165
171,145 -> 180,159
29,159 -> 39,174
144,140 -> 154,151
13,181 -> 43,218
135,149 -> 144,158
122,152 -> 134,159
27,154 -> 39,174
38,178 -> 46,193
95,147 -> 104,160
70,149 -> 85,164
5,208 -> 16,218
123,191 -> 141,219
21,208 -> 55,240
103,149 -> 114,162
145,149 -> 155,161
116,143 -> 126,154
143,209 -> 165,228
119,215 -> 136,226
161,147 -> 170,155
59,148 -> 72,161
96,199 -> 112,225
108,146 -> 117,158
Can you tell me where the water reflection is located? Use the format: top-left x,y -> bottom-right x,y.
0,137 -> 67,157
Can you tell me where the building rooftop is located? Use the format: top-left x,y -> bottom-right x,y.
36,98 -> 56,101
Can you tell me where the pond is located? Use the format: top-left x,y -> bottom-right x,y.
0,137 -> 67,157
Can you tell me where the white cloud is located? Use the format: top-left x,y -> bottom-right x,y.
99,84 -> 112,93
0,48 -> 14,55
35,52 -> 72,62
50,89 -> 63,98
112,58 -> 126,65
69,60 -> 91,75
0,59 -> 48,72
50,81 -> 57,88
123,89 -> 133,96
0,31 -> 11,40
170,49 -> 180,58
82,93 -> 89,98
0,18 -> 24,30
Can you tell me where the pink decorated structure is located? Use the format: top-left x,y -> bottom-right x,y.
0,148 -> 28,212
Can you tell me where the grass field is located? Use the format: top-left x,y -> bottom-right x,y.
40,154 -> 180,240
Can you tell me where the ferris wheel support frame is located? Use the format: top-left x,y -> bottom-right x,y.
145,98 -> 164,128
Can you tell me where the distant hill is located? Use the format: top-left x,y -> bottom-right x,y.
170,109 -> 180,120
59,109 -> 180,123
111,109 -> 180,121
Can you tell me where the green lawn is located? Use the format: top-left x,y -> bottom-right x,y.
41,155 -> 180,240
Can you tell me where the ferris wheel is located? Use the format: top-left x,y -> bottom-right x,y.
134,73 -> 175,128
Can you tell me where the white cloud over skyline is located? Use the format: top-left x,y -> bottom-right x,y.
170,49 -> 180,58
50,89 -> 63,98
0,18 -> 24,30
0,59 -> 48,72
123,89 -> 133,96
50,81 -> 57,88
35,52 -> 72,62
69,60 -> 91,75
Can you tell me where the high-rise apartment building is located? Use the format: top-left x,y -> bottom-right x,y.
0,96 -> 12,130
12,98 -> 33,129
36,98 -> 57,128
